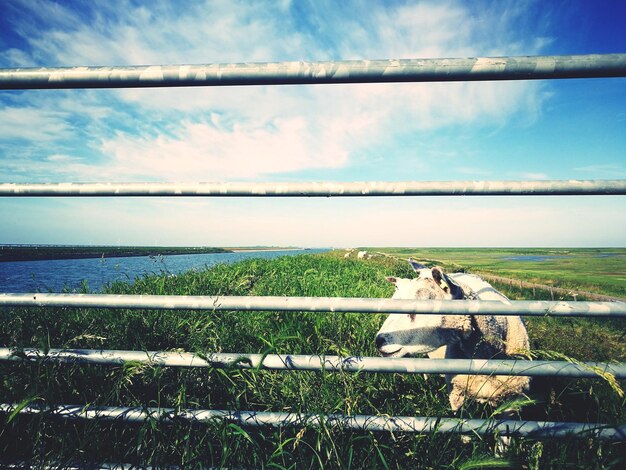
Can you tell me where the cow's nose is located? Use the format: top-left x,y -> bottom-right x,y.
375,334 -> 386,349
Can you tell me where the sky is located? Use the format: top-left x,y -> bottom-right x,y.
0,0 -> 625,247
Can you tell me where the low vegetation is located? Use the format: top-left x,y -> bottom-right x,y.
367,248 -> 626,299
0,253 -> 624,468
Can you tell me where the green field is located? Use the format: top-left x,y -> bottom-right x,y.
1,252 -> 625,467
365,248 -> 626,298
0,245 -> 232,262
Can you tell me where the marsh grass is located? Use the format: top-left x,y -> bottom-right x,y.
0,254 -> 624,468
367,247 -> 626,298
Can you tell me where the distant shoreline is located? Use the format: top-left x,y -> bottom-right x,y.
0,246 -> 233,262
0,246 -> 313,262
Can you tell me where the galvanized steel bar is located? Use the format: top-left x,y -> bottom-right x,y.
2,348 -> 625,378
1,404 -> 624,440
1,293 -> 625,317
1,54 -> 626,90
1,180 -> 625,197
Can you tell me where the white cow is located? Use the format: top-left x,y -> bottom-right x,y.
376,259 -> 530,411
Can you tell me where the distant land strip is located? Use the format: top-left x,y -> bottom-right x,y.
0,246 -> 232,262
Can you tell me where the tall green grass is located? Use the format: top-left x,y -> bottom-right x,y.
1,254 -> 624,468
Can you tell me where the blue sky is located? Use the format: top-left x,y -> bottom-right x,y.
0,0 -> 625,247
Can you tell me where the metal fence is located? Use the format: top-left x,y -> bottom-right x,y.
2,54 -> 625,89
1,293 -> 626,317
3,404 -> 625,440
1,179 -> 625,197
3,348 -> 626,378
1,53 -> 625,440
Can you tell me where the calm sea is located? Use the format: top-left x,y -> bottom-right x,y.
0,249 -> 328,293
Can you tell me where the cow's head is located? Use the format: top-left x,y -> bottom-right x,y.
375,259 -> 470,357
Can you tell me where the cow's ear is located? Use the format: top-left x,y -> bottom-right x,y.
386,276 -> 398,284
433,267 -> 465,299
408,258 -> 427,272
432,266 -> 444,284
442,273 -> 465,300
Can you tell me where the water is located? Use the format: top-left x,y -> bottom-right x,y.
0,249 -> 328,293
503,252 -> 622,262
501,255 -> 567,262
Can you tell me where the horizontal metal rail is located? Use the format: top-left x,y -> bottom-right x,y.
1,180 -> 625,197
1,404 -> 624,440
1,54 -> 626,90
1,293 -> 625,317
2,348 -> 625,378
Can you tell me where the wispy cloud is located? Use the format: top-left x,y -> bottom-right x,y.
5,0 -> 299,66
0,106 -> 73,141
0,0 -> 550,182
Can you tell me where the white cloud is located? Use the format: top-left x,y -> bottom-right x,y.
97,79 -> 542,180
100,117 -> 351,180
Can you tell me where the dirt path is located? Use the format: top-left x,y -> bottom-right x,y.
476,273 -> 625,302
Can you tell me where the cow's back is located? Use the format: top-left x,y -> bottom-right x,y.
445,272 -> 531,408
449,272 -> 530,356
448,272 -> 510,303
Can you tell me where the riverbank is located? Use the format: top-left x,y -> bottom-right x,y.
0,248 -> 328,293
0,245 -> 232,262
